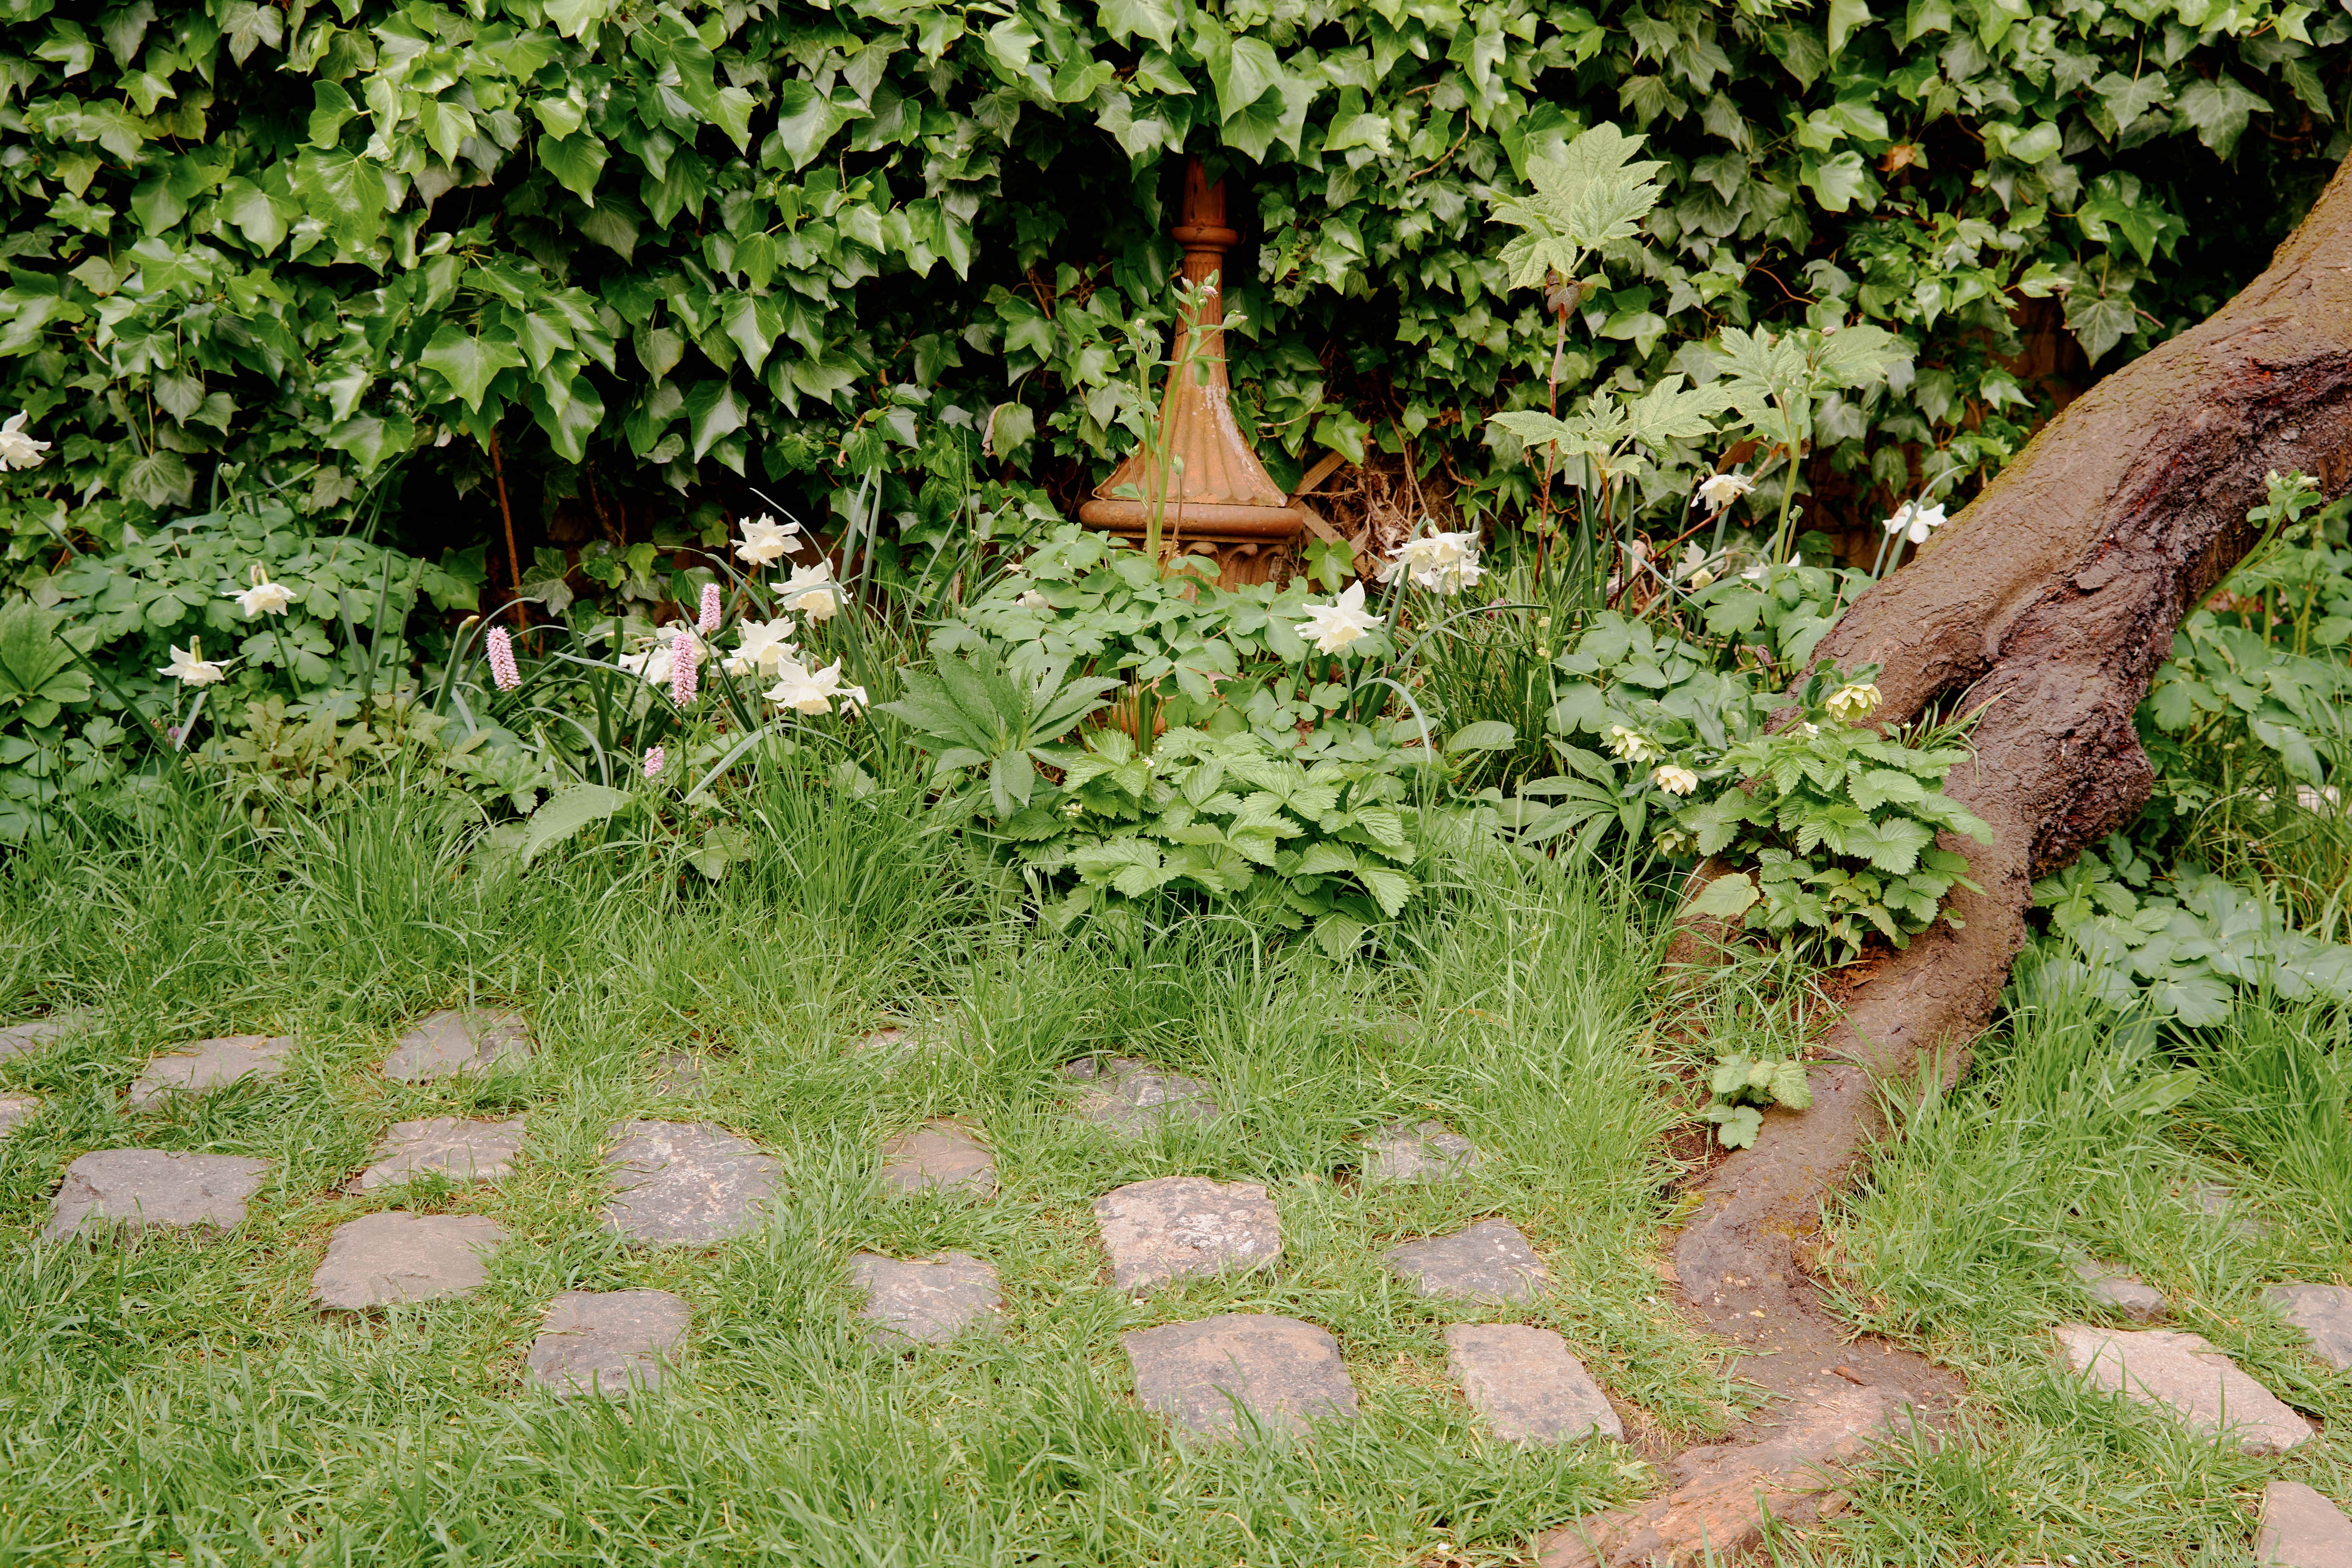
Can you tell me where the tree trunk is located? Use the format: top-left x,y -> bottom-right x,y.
1666,148 -> 2352,1477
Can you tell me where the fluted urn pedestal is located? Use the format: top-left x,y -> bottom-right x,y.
1078,157 -> 1304,588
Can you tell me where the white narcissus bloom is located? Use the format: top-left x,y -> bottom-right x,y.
734,513 -> 800,565
1692,471 -> 1755,513
722,617 -> 799,677
1605,725 -> 1658,763
1883,499 -> 1948,545
1295,580 -> 1379,654
1825,682 -> 1883,724
777,559 -> 839,620
160,641 -> 226,685
1653,764 -> 1700,796
1015,588 -> 1050,610
229,565 -> 295,618
766,657 -> 867,714
0,411 -> 50,470
1378,529 -> 1486,594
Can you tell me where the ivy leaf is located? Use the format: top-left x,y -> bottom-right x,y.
543,0 -> 614,39
1205,33 -> 1283,126
419,323 -> 525,412
2175,73 -> 2268,159
2065,289 -> 2138,365
538,133 -> 607,205
682,379 -> 745,459
1825,0 -> 1874,58
308,81 -> 356,148
217,177 -> 289,252
770,81 -> 851,170
121,449 -> 193,508
1101,0 -> 1180,48
1801,149 -> 1870,212
292,149 -> 385,250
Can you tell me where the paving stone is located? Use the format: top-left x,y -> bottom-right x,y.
2067,1252 -> 2167,1322
2054,1323 -> 2314,1455
2257,1480 -> 2352,1568
44,1149 -> 272,1239
1065,1055 -> 1219,1136
354,1117 -> 527,1192
879,1120 -> 995,1197
128,1034 -> 295,1109
383,1009 -> 534,1082
1385,1219 -> 1548,1303
0,1093 -> 40,1139
312,1212 -> 507,1308
2263,1282 -> 2352,1372
527,1289 -> 690,1396
1123,1313 -> 1360,1439
850,1251 -> 1003,1348
1444,1323 -> 1622,1445
1092,1176 -> 1281,1293
1359,1120 -> 1483,1183
601,1120 -> 778,1243
0,1009 -> 95,1062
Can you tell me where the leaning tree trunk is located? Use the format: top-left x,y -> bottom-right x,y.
1546,156 -> 2352,1568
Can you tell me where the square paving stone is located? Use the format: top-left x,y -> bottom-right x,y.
1385,1219 -> 1548,1303
2067,1252 -> 2167,1322
528,1289 -> 690,1396
602,1120 -> 779,1243
0,1093 -> 40,1139
0,1009 -> 95,1062
1093,1176 -> 1281,1293
850,1251 -> 1003,1347
2258,1480 -> 2352,1568
44,1149 -> 272,1239
1359,1120 -> 1483,1183
354,1117 -> 527,1192
1444,1323 -> 1623,1445
1065,1056 -> 1219,1136
383,1009 -> 534,1082
312,1212 -> 508,1308
2264,1282 -> 2352,1372
1123,1314 -> 1360,1439
879,1120 -> 996,1197
2054,1323 -> 2314,1455
129,1034 -> 295,1109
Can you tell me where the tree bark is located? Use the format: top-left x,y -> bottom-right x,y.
1669,154 -> 2352,1410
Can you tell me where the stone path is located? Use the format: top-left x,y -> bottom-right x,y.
354,1117 -> 527,1192
0,1093 -> 39,1139
1093,1176 -> 1280,1292
528,1289 -> 689,1396
2258,1481 -> 2352,1567
0,1009 -> 95,1060
384,1009 -> 533,1082
851,1252 -> 1002,1347
1385,1220 -> 1548,1303
129,1034 -> 295,1108
603,1120 -> 778,1243
1445,1324 -> 1621,1444
1065,1055 -> 1219,1136
2054,1323 -> 2314,1454
313,1212 -> 509,1308
2263,1282 -> 2352,1371
2066,1251 -> 2166,1322
45,1150 -> 271,1238
1360,1120 -> 1482,1183
879,1120 -> 995,1197
1123,1314 -> 1359,1438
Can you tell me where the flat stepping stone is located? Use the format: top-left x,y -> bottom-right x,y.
2067,1252 -> 2166,1322
128,1034 -> 294,1108
601,1120 -> 778,1243
0,1009 -> 95,1061
1385,1219 -> 1548,1303
1093,1176 -> 1280,1293
44,1149 -> 272,1239
1123,1313 -> 1360,1439
1444,1323 -> 1622,1445
2258,1481 -> 2352,1567
528,1289 -> 689,1396
849,1251 -> 1003,1347
2264,1282 -> 2352,1371
2054,1323 -> 2314,1455
1065,1056 -> 1218,1136
0,1093 -> 41,1139
1360,1120 -> 1483,1183
879,1120 -> 995,1197
311,1212 -> 507,1308
383,1009 -> 533,1082
353,1117 -> 526,1192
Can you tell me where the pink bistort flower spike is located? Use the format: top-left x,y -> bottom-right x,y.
669,634 -> 700,706
486,626 -> 520,691
643,746 -> 665,779
698,582 -> 722,633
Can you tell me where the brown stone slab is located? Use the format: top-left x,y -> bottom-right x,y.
601,1120 -> 778,1243
2054,1323 -> 2313,1455
528,1289 -> 689,1396
1445,1324 -> 1622,1444
129,1034 -> 294,1108
311,1212 -> 507,1308
1093,1176 -> 1280,1293
44,1149 -> 272,1238
1123,1313 -> 1359,1439
383,1009 -> 533,1082
879,1120 -> 996,1197
850,1251 -> 1002,1348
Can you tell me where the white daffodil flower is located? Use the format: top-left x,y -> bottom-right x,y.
1883,499 -> 1948,545
160,642 -> 226,685
1692,471 -> 1755,513
0,411 -> 50,470
734,513 -> 800,565
766,657 -> 867,714
1295,580 -> 1378,654
229,566 -> 295,618
1605,725 -> 1659,763
722,616 -> 800,677
777,560 -> 839,621
1825,683 -> 1883,724
1378,529 -> 1486,594
1016,588 -> 1050,610
1653,764 -> 1700,796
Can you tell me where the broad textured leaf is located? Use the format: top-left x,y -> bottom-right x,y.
538,132 -> 607,205
420,324 -> 524,411
522,784 -> 630,863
